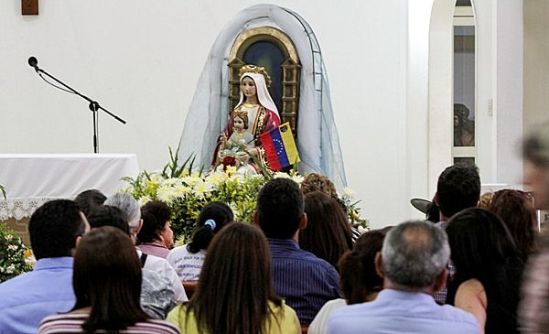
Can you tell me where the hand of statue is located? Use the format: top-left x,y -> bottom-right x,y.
236,151 -> 250,165
220,133 -> 227,145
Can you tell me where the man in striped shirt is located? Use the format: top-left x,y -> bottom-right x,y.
255,178 -> 341,325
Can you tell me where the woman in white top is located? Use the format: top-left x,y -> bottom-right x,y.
167,202 -> 233,281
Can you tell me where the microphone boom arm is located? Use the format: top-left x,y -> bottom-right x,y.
28,57 -> 126,154
33,66 -> 126,125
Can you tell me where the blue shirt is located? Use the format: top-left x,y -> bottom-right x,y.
0,257 -> 75,334
268,238 -> 340,325
327,289 -> 480,334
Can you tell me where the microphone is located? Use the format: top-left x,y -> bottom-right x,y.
28,56 -> 39,70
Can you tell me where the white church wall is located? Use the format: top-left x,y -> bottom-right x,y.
406,0 -> 433,219
0,0 -> 525,229
427,0 -> 524,194
495,0 -> 523,186
0,0 -> 409,228
524,0 -> 549,130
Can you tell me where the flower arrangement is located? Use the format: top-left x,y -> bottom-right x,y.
0,223 -> 33,283
123,149 -> 368,242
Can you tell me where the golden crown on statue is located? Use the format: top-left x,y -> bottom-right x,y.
239,64 -> 272,88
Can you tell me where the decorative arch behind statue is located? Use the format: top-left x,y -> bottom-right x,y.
177,4 -> 347,189
228,27 -> 300,134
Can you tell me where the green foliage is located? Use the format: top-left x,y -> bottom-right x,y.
123,149 -> 368,242
0,223 -> 33,282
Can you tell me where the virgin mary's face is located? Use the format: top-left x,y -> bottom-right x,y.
240,77 -> 257,99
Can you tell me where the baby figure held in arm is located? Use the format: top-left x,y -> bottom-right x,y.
218,112 -> 255,169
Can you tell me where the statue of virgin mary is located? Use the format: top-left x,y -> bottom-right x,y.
213,65 -> 280,169
176,4 -> 348,189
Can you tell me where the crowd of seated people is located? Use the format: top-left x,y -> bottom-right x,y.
0,120 -> 548,333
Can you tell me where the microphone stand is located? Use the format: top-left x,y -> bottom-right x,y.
30,61 -> 126,153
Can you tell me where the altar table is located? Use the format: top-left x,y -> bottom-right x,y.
0,154 -> 140,220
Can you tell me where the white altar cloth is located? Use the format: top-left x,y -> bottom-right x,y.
0,154 -> 140,220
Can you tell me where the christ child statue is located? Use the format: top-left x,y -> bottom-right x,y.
219,112 -> 255,167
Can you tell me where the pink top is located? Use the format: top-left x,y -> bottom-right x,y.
138,242 -> 170,259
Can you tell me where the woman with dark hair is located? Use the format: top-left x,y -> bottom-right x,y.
167,223 -> 300,334
300,191 -> 353,268
167,202 -> 233,281
308,228 -> 389,334
74,189 -> 106,217
446,208 -> 524,334
488,189 -> 537,260
137,200 -> 174,258
301,173 -> 363,242
38,226 -> 179,333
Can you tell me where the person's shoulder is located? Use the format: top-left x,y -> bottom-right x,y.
133,319 -> 181,334
458,278 -> 484,292
330,300 -> 373,318
326,302 -> 379,332
0,269 -> 71,307
301,250 -> 339,273
144,252 -> 172,269
309,298 -> 347,332
143,253 -> 181,286
267,300 -> 300,333
167,304 -> 199,332
38,313 -> 87,333
455,278 -> 486,308
0,271 -> 31,293
319,298 -> 347,312
437,304 -> 480,330
269,299 -> 297,317
276,247 -> 339,275
167,244 -> 190,259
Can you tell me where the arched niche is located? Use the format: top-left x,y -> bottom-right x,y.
428,0 -> 524,194
176,4 -> 347,188
227,26 -> 301,134
428,0 -> 479,194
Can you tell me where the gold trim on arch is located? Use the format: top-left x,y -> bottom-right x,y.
229,27 -> 299,64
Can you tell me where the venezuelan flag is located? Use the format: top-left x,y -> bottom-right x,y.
260,122 -> 300,171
